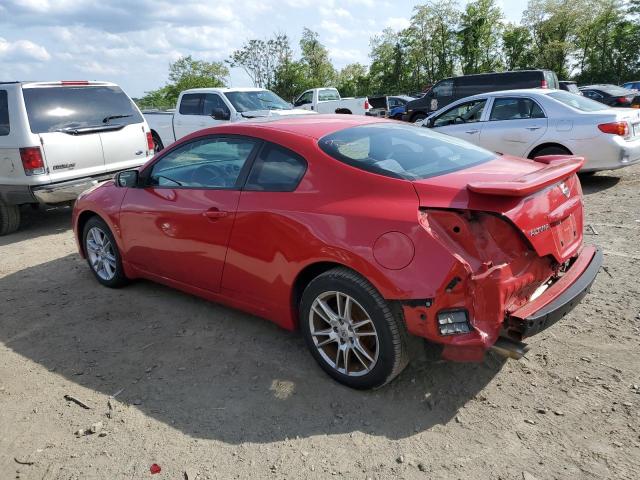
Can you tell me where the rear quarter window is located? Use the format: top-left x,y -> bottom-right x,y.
319,123 -> 495,180
245,143 -> 307,192
22,85 -> 143,134
0,90 -> 8,136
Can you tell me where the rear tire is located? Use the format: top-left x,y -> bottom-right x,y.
411,113 -> 427,123
299,267 -> 409,389
530,145 -> 571,158
152,132 -> 164,152
82,216 -> 128,288
0,201 -> 20,236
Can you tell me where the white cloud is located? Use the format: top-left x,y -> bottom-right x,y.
386,17 -> 410,31
0,37 -> 50,62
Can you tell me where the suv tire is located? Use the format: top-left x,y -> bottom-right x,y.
0,201 -> 20,236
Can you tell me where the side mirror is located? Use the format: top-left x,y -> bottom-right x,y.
115,170 -> 139,188
212,108 -> 230,121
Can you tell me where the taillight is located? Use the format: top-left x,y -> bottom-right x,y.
615,96 -> 630,104
364,99 -> 369,110
20,147 -> 45,175
541,79 -> 548,88
598,121 -> 629,136
146,131 -> 154,152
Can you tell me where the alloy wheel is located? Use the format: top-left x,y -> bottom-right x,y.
309,291 -> 379,376
85,226 -> 117,281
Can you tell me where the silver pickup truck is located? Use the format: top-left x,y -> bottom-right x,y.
0,81 -> 153,235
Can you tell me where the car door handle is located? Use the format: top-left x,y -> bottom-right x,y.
203,208 -> 229,220
464,129 -> 479,134
526,126 -> 542,131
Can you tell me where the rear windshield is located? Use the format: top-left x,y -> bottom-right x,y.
318,123 -> 495,180
22,85 -> 143,133
548,91 -> 608,112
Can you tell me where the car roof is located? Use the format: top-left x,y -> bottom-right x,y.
455,89 -> 556,102
204,114 -> 386,139
181,87 -> 269,94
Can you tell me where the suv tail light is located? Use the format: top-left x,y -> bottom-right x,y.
598,121 -> 629,137
541,79 -> 548,88
146,131 -> 154,152
20,147 -> 45,175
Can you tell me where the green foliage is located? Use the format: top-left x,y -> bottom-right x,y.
502,23 -> 536,70
137,55 -> 228,110
228,34 -> 293,89
458,0 -> 504,74
299,28 -> 336,87
336,63 -> 370,97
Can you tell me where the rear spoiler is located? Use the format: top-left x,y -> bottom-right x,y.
467,156 -> 584,197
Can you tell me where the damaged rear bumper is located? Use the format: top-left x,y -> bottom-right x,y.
505,245 -> 602,340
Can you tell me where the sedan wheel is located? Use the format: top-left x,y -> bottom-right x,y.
86,226 -> 117,281
309,291 -> 379,377
82,216 -> 128,288
300,267 -> 409,389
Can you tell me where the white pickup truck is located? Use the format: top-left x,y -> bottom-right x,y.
144,87 -> 316,151
293,88 -> 370,115
0,80 -> 153,235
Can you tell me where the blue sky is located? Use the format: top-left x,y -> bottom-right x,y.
0,0 -> 528,98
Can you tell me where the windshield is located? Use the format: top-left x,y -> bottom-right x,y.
225,90 -> 290,112
319,123 -> 495,180
22,85 -> 143,133
548,91 -> 609,112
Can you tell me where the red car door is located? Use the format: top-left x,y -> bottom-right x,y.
119,135 -> 259,292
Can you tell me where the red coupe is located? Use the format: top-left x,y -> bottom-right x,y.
73,115 -> 602,389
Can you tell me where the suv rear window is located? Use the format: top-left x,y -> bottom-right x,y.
0,90 -> 8,136
319,123 -> 495,180
22,85 -> 143,134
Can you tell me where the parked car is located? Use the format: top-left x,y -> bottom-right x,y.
0,80 -> 153,235
621,80 -> 640,91
293,88 -> 370,115
421,89 -> 640,172
366,95 -> 413,119
579,84 -> 639,108
559,81 -> 582,95
145,88 -> 315,152
403,70 -> 559,123
73,115 -> 601,389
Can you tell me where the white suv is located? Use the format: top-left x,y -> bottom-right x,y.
0,81 -> 153,235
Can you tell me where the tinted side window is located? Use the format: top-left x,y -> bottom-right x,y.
433,80 -> 453,97
179,94 -> 203,115
490,98 -> 546,121
203,94 -> 230,115
149,137 -> 257,188
433,99 -> 487,127
0,90 -> 8,136
245,143 -> 307,192
295,91 -> 313,106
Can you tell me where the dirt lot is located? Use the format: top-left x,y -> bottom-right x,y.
1,166 -> 640,480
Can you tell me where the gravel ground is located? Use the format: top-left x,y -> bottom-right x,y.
1,165 -> 639,480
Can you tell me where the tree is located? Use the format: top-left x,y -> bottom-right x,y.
299,28 -> 336,87
458,0 -> 504,74
137,56 -> 228,109
336,63 -> 370,97
228,34 -> 293,89
502,23 -> 536,70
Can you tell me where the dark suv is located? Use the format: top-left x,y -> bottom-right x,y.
403,70 -> 559,122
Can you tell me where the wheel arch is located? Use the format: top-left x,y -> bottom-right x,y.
150,129 -> 164,151
290,261 -> 387,329
76,210 -> 101,256
527,142 -> 572,159
334,108 -> 352,114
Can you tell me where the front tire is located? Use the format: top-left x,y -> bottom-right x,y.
0,201 -> 20,236
300,267 -> 409,389
82,216 -> 128,288
411,113 -> 427,123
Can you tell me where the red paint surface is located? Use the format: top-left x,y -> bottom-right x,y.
72,115 -> 596,360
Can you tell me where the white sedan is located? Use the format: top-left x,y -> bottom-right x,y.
421,89 -> 640,172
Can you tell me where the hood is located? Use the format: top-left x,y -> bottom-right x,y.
413,155 -> 585,263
